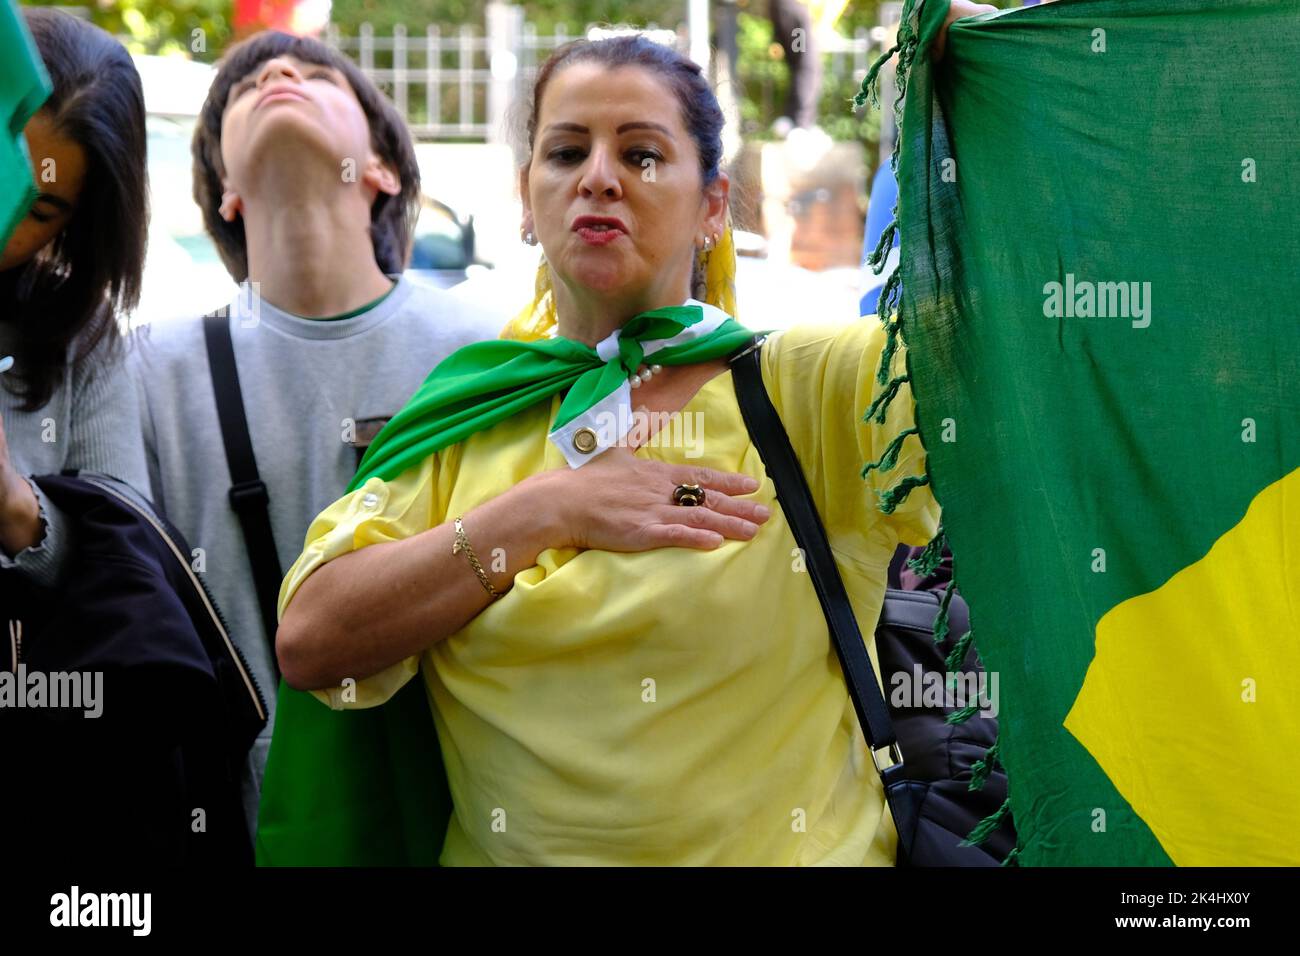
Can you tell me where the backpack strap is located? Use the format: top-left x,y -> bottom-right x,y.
203,312 -> 282,682
728,334 -> 917,856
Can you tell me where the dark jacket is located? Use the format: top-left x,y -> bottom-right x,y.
1,473 -> 266,865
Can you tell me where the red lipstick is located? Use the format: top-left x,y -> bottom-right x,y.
572,215 -> 627,246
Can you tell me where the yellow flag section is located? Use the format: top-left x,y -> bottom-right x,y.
1065,468 -> 1299,866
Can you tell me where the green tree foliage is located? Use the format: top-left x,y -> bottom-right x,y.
42,0 -> 1019,146
329,0 -> 890,146
733,4 -> 881,147
330,0 -> 484,34
330,0 -> 679,35
27,0 -> 232,60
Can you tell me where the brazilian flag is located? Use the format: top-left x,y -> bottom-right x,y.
0,0 -> 50,245
874,0 -> 1299,864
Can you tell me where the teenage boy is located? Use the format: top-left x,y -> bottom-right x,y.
132,31 -> 502,836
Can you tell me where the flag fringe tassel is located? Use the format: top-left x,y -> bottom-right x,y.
855,0 -> 1025,866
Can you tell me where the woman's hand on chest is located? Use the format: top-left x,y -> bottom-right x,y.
544,440 -> 771,554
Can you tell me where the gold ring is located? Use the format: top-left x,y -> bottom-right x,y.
673,483 -> 704,507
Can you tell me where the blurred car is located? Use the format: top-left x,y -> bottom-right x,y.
131,54 -> 481,326
406,196 -> 486,291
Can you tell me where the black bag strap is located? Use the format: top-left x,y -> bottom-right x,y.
729,335 -> 916,842
203,312 -> 282,681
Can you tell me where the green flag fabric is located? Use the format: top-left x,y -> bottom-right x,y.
0,0 -> 51,246
865,0 -> 1299,865
257,678 -> 450,865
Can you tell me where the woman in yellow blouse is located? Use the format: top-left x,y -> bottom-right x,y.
274,34 -> 943,866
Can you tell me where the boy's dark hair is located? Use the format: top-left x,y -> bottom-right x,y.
3,8 -> 147,411
192,32 -> 421,283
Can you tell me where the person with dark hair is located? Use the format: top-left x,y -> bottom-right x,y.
263,31 -> 947,867
0,6 -> 150,584
130,30 -> 501,837
768,0 -> 821,132
189,31 -> 422,286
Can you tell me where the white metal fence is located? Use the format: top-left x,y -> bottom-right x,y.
324,6 -> 877,143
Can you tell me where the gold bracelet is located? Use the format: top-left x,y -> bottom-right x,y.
451,516 -> 500,599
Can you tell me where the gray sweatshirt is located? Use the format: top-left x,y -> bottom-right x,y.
0,322 -> 152,584
130,276 -> 502,836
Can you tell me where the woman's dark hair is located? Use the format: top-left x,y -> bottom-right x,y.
3,8 -> 147,411
193,31 -> 421,283
524,35 -> 724,187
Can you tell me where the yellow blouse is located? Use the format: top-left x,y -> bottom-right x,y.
277,319 -> 939,866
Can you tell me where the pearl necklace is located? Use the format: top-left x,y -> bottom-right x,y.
628,363 -> 663,388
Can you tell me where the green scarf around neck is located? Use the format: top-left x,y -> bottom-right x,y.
348,300 -> 761,490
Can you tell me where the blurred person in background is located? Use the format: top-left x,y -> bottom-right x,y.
768,0 -> 822,134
